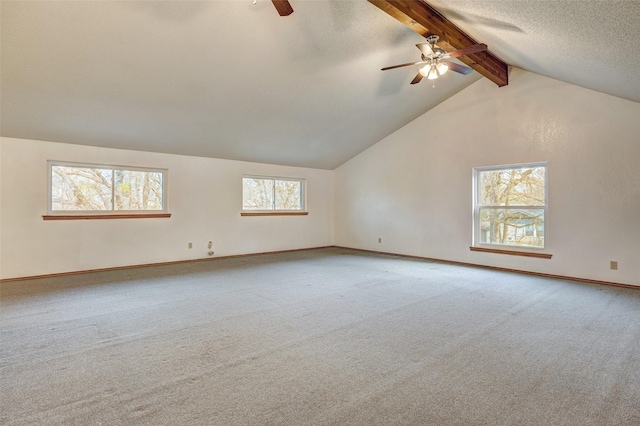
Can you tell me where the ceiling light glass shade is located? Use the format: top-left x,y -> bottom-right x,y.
419,65 -> 431,77
427,65 -> 439,80
437,62 -> 449,75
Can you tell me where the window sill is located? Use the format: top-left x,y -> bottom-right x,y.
470,246 -> 552,259
241,211 -> 309,217
43,213 -> 171,220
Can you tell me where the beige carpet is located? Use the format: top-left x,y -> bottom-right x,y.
1,247 -> 639,425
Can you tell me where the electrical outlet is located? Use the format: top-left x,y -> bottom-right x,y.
610,261 -> 618,270
188,242 -> 193,249
208,241 -> 213,249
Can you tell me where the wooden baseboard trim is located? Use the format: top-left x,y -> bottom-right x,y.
0,246 -> 333,283
3,245 -> 636,290
334,246 -> 639,290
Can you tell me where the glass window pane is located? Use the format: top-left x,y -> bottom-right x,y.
479,167 -> 545,206
51,166 -> 113,211
479,208 -> 545,247
243,178 -> 274,210
274,180 -> 301,210
114,170 -> 163,210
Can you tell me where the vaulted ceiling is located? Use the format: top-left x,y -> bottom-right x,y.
2,1 -> 639,169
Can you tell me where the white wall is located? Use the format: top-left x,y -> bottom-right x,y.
334,68 -> 640,287
0,137 -> 333,279
3,69 -> 639,286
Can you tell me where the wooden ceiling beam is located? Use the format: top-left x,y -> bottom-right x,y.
271,0 -> 293,16
367,0 -> 509,87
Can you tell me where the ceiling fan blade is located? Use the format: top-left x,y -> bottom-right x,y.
381,60 -> 427,71
445,43 -> 487,58
441,60 -> 473,75
416,43 -> 434,57
271,0 -> 293,16
410,72 -> 424,85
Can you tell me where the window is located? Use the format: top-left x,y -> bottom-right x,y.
48,161 -> 167,215
473,162 -> 547,249
242,175 -> 305,212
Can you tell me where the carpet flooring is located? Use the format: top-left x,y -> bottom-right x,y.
1,247 -> 639,425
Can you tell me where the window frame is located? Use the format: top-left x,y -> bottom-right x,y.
472,161 -> 548,252
46,160 -> 169,217
241,174 -> 307,214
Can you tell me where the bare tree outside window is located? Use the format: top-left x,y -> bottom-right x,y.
475,164 -> 546,248
52,166 -> 113,210
114,170 -> 163,210
50,163 -> 165,213
275,180 -> 301,210
243,176 -> 304,211
243,178 -> 275,210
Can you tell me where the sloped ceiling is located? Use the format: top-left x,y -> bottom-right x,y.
427,0 -> 640,105
1,1 -> 639,170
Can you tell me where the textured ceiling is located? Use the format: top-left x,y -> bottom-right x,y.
427,0 -> 640,103
1,1 -> 639,170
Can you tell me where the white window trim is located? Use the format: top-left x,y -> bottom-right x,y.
472,161 -> 548,251
47,160 -> 169,216
242,174 -> 307,213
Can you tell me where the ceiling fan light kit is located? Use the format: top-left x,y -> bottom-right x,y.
419,62 -> 449,79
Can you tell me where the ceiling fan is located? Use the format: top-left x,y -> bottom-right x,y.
382,35 -> 487,86
253,0 -> 294,16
